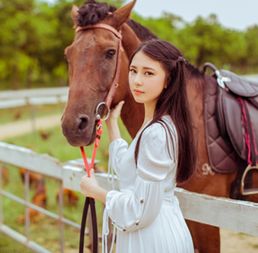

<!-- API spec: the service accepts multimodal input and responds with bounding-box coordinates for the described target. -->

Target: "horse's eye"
[105,49,116,59]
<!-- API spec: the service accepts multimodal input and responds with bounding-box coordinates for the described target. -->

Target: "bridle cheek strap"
[76,24,123,109]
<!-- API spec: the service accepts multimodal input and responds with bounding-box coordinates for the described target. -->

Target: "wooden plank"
[0,87,68,100]
[175,188,258,237]
[0,142,62,179]
[0,95,67,109]
[0,99,26,109]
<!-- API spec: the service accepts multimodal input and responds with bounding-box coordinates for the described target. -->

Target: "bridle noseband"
[76,23,123,253]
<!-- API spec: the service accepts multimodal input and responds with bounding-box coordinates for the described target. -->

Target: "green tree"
[0,0,38,88]
[0,0,256,90]
[245,25,258,71]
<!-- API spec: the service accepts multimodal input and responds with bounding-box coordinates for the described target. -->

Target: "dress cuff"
[105,190,118,207]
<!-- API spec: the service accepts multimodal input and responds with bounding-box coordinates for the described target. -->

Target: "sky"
[126,0,258,31]
[46,0,258,30]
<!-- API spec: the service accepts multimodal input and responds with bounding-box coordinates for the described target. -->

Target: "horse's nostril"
[78,116,89,131]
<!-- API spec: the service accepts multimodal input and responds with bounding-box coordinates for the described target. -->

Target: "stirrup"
[240,164,258,195]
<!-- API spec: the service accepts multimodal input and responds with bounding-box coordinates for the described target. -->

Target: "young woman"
[80,39,196,253]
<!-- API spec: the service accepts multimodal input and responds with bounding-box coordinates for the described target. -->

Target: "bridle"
[76,23,123,253]
[76,23,123,121]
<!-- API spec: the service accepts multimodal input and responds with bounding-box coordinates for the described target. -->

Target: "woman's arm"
[105,101,124,142]
[106,118,121,142]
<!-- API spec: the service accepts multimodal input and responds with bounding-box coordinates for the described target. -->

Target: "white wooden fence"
[0,141,258,253]
[0,87,68,109]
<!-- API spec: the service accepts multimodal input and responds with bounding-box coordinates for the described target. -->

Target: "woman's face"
[128,51,167,106]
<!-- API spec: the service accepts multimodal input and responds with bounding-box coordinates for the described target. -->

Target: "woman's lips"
[133,89,144,96]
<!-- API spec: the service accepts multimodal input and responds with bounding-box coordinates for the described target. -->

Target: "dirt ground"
[0,114,60,140]
[221,229,258,253]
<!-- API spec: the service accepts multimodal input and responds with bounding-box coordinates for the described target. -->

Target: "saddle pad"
[204,76,243,173]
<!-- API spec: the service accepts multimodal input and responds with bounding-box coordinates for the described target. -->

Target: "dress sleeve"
[105,123,176,232]
[108,138,128,175]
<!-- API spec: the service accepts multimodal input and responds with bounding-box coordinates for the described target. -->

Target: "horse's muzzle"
[61,115,95,146]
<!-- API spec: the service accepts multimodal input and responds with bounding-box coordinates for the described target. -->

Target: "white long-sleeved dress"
[102,116,194,253]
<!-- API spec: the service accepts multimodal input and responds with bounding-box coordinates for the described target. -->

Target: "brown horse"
[61,1,258,252]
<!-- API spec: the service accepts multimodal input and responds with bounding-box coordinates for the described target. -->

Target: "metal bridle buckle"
[241,164,258,195]
[215,70,231,90]
[95,102,110,121]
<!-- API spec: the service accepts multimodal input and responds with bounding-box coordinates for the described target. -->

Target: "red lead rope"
[80,119,103,177]
[79,120,103,253]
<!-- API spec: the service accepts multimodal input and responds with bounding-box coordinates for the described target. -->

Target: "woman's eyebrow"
[129,65,155,71]
[142,67,155,71]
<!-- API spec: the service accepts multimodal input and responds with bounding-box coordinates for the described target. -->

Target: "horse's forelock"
[77,1,116,27]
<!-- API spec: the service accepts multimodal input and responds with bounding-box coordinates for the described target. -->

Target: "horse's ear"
[107,0,136,28]
[71,5,79,28]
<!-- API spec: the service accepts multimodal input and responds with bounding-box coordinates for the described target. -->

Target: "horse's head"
[61,0,136,146]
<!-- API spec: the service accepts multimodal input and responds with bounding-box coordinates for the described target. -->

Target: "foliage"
[176,15,247,69]
[245,25,258,68]
[0,0,257,90]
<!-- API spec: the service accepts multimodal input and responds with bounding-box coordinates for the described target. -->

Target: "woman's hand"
[80,169,107,203]
[105,101,124,142]
[106,100,125,123]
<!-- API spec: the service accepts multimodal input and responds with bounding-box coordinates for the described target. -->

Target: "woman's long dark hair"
[130,39,197,183]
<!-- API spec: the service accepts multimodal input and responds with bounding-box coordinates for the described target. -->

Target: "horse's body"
[61,1,258,252]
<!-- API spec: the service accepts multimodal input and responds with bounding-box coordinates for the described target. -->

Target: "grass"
[0,233,33,253]
[1,117,131,252]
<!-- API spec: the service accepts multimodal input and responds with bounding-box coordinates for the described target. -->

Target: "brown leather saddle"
[203,63,258,197]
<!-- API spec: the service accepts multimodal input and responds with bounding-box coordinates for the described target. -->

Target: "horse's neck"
[118,23,144,138]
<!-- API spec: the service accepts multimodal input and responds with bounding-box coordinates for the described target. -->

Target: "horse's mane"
[77,0,156,41]
[127,20,156,41]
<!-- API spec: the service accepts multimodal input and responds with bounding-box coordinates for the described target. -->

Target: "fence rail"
[0,87,68,109]
[0,141,258,253]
